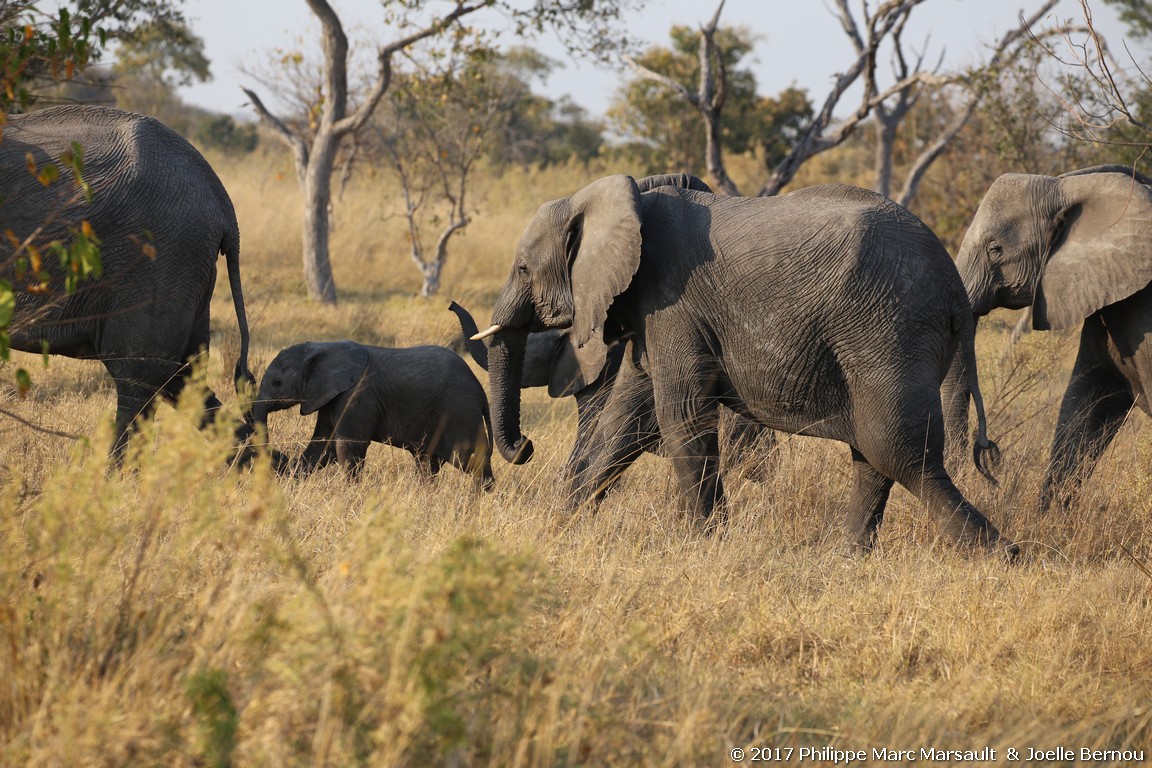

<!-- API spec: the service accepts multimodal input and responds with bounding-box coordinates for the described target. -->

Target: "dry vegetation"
[1,145,1150,767]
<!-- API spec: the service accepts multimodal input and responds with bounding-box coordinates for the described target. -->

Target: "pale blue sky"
[177,0,1137,119]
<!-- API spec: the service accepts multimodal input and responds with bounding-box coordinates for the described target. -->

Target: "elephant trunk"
[954,240,996,317]
[488,328,534,464]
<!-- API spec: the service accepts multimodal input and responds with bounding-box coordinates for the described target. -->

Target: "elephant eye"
[272,378,282,387]
[986,241,1004,263]
[517,262,529,276]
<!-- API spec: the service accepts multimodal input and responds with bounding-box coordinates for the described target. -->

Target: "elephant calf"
[254,341,494,489]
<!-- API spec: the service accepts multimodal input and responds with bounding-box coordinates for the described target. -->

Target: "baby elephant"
[253,341,494,489]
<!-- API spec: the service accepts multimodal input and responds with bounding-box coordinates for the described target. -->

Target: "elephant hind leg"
[845,448,894,553]
[857,402,1012,554]
[104,357,188,462]
[1041,361,1134,512]
[908,465,1007,550]
[464,449,495,493]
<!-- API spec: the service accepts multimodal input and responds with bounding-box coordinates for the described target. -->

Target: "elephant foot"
[847,532,879,556]
[954,522,1020,562]
[997,539,1022,562]
[696,505,728,536]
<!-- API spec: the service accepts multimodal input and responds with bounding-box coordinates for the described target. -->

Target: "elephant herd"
[4,105,1150,558]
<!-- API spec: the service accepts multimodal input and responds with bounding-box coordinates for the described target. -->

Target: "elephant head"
[476,175,644,464]
[448,299,609,397]
[956,168,1152,329]
[253,341,369,428]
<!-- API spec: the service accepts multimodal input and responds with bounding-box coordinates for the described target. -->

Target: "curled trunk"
[448,301,491,369]
[487,329,534,464]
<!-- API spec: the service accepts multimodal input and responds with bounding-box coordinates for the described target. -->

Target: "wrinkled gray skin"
[948,165,1152,511]
[253,341,494,489]
[486,176,1012,554]
[0,105,253,458]
[449,300,775,481]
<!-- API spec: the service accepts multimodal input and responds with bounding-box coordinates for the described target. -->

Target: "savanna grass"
[0,147,1149,766]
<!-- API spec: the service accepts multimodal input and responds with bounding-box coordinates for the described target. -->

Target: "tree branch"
[623,54,700,107]
[896,1,1062,206]
[757,0,926,196]
[241,86,309,178]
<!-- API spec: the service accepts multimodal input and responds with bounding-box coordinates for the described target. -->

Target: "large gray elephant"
[253,341,494,489]
[949,165,1152,511]
[0,105,253,457]
[450,300,775,481]
[474,176,1013,554]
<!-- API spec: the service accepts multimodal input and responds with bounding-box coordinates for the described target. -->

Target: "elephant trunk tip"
[499,435,534,465]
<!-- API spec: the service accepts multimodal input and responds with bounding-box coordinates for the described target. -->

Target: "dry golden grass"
[1,148,1150,766]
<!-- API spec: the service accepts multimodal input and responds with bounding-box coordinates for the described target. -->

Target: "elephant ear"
[301,342,370,415]
[568,175,643,347]
[1034,171,1152,330]
[547,330,609,398]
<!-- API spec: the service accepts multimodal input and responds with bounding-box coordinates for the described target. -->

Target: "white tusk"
[470,324,502,341]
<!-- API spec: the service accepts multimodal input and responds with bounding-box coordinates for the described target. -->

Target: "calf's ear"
[301,342,370,415]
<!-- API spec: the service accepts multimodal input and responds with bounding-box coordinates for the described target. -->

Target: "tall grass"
[1,148,1150,766]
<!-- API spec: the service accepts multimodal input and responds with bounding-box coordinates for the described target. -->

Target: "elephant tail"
[223,227,255,395]
[448,300,491,370]
[955,310,1001,484]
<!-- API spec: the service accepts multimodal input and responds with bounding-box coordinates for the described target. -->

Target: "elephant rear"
[385,345,495,489]
[0,105,253,459]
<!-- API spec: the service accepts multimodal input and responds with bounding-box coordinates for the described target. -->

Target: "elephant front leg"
[569,355,660,506]
[295,410,339,476]
[335,439,371,479]
[654,376,724,526]
[845,448,894,553]
[564,386,610,482]
[1040,352,1134,512]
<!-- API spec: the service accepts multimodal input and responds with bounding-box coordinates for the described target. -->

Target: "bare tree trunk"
[243,0,489,304]
[697,2,740,195]
[302,140,337,303]
[874,116,898,198]
[758,0,926,197]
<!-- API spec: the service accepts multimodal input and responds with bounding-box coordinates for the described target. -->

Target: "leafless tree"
[625,0,1081,206]
[885,1,1077,207]
[242,0,489,305]
[623,1,739,194]
[374,52,517,297]
[242,0,644,305]
[1031,0,1148,152]
[624,0,928,196]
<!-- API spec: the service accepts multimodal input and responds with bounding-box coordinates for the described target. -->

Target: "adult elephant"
[450,300,775,481]
[0,105,253,457]
[948,165,1152,511]
[474,176,1012,554]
